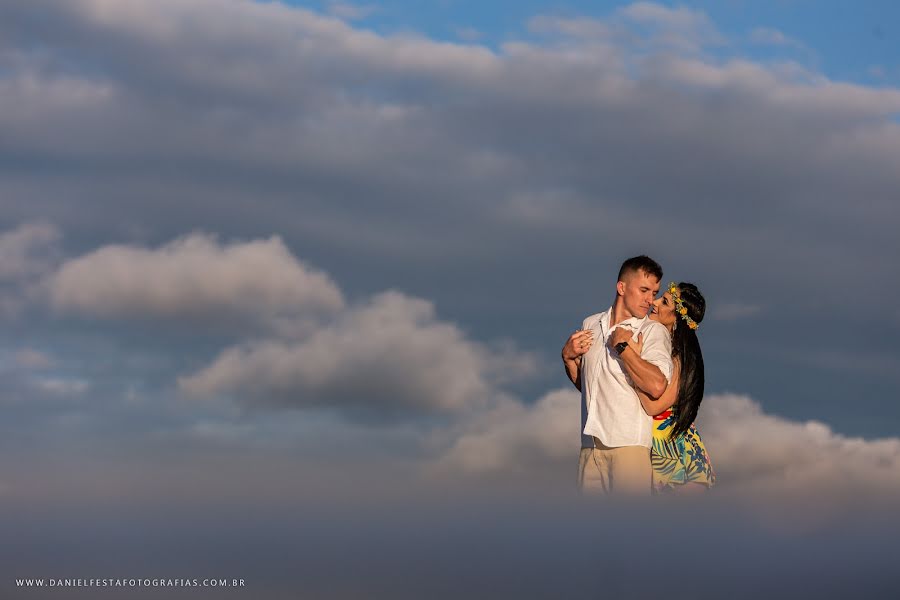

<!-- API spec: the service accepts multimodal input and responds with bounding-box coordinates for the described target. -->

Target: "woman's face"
[649,290,678,328]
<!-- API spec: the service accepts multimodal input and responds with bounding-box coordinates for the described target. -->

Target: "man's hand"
[607,326,634,350]
[614,329,667,399]
[628,332,645,355]
[562,329,594,361]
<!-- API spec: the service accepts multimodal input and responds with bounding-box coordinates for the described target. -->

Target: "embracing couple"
[562,255,715,495]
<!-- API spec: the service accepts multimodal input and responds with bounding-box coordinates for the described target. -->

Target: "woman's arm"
[637,358,680,416]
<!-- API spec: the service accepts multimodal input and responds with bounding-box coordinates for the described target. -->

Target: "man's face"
[619,270,660,318]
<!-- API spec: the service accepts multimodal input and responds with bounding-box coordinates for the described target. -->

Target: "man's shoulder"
[582,310,609,328]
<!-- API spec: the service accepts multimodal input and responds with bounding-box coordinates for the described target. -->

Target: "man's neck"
[610,297,639,327]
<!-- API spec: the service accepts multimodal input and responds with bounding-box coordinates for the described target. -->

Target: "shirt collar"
[605,306,648,330]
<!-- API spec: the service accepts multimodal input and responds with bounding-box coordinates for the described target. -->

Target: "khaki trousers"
[577,438,652,495]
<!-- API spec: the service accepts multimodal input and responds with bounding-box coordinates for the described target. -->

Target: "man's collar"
[606,306,648,329]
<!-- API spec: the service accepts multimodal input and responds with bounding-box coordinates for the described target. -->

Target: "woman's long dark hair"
[670,282,705,439]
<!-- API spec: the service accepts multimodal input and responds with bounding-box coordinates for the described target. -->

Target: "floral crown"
[668,282,699,330]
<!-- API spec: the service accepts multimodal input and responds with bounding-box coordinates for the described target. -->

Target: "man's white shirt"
[579,307,673,449]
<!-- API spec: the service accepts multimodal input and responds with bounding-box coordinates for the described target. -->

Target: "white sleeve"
[581,313,600,331]
[639,323,674,383]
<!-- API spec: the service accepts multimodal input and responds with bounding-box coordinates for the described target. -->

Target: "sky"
[2,1,900,598]
[296,0,900,87]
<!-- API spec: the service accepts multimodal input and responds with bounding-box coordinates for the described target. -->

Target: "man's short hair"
[617,255,663,282]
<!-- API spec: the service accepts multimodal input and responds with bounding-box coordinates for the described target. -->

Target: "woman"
[627,282,715,494]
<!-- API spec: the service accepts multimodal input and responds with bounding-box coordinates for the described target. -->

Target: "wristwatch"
[614,341,629,355]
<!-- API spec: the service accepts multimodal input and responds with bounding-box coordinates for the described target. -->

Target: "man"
[561,255,673,494]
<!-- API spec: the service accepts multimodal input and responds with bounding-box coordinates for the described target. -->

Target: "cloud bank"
[436,387,900,518]
[2,221,897,520]
[47,232,344,332]
[178,289,535,416]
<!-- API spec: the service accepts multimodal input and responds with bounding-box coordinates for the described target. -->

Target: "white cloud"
[3,224,537,422]
[0,223,60,281]
[748,27,803,48]
[433,389,900,513]
[652,56,900,117]
[47,232,344,329]
[33,377,90,396]
[326,1,376,21]
[618,2,713,32]
[73,0,500,81]
[15,349,55,369]
[179,290,536,416]
[433,388,577,476]
[0,223,61,318]
[697,394,900,519]
[616,1,723,51]
[454,27,483,43]
[0,61,116,146]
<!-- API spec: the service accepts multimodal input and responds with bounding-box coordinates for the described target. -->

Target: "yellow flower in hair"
[668,280,701,330]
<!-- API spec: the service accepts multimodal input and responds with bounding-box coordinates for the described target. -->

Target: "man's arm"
[607,327,670,399]
[636,361,680,416]
[561,329,593,391]
[563,355,582,391]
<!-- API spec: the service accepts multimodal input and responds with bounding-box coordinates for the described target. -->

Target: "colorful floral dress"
[650,408,716,493]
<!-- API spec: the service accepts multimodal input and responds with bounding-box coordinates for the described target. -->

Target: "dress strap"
[653,408,673,421]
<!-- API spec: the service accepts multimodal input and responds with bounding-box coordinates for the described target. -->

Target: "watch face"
[615,341,628,354]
